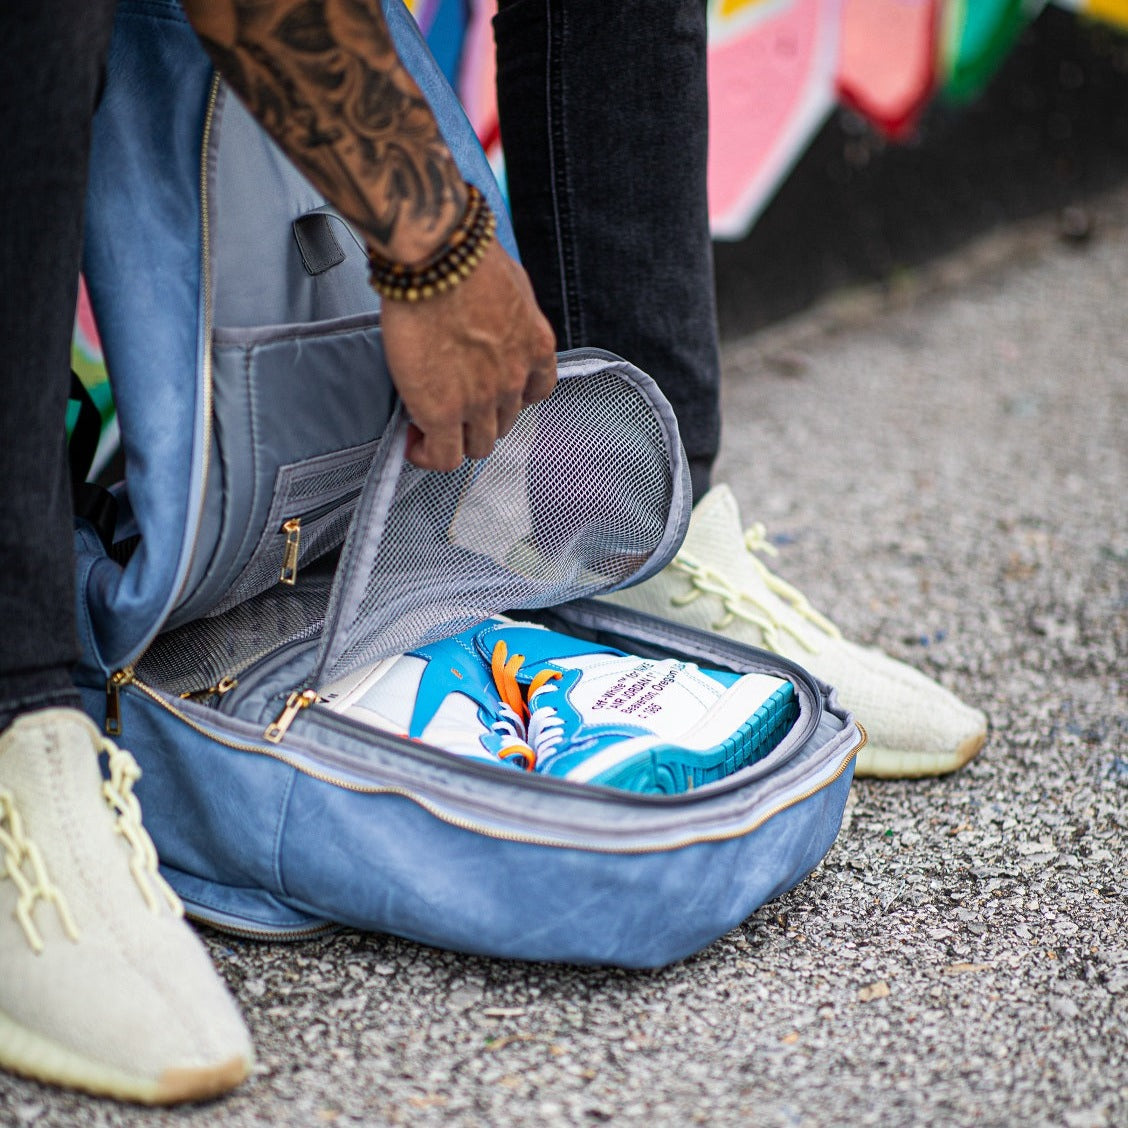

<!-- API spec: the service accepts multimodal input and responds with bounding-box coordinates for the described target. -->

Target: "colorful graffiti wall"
[72,0,1128,458]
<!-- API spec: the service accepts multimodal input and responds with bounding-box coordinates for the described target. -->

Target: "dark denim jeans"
[494,0,721,500]
[0,1,117,726]
[0,0,720,725]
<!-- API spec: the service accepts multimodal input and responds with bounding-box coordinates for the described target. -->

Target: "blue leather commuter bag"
[74,0,862,967]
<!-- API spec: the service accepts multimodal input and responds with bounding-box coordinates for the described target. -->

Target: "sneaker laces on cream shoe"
[0,708,252,1104]
[0,784,80,954]
[99,739,183,918]
[601,485,987,778]
[672,521,842,653]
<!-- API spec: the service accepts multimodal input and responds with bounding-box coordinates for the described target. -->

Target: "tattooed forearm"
[182,0,467,262]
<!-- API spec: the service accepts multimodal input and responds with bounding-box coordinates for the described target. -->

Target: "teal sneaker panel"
[470,620,801,794]
[406,625,505,738]
[578,682,800,794]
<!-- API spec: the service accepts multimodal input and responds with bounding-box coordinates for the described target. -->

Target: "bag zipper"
[183,913,336,942]
[279,486,364,586]
[170,72,221,626]
[104,74,223,728]
[179,675,239,704]
[105,666,134,737]
[265,689,319,742]
[107,669,865,853]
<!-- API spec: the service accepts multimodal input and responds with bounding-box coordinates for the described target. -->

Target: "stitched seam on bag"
[271,767,299,898]
[221,341,262,594]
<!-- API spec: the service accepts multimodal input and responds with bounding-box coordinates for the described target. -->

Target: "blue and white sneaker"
[472,621,799,793]
[320,618,799,794]
[318,626,525,769]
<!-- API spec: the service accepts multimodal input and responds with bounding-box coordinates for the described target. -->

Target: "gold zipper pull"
[179,675,239,704]
[264,688,318,744]
[106,666,135,736]
[280,518,302,585]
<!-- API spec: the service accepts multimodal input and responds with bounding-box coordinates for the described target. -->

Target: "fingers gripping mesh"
[317,361,686,685]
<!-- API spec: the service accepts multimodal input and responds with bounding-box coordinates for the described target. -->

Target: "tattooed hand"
[182,0,558,463]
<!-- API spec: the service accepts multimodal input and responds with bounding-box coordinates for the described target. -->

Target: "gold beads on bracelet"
[367,185,497,302]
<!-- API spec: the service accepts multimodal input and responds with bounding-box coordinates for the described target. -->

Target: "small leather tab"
[293,212,347,276]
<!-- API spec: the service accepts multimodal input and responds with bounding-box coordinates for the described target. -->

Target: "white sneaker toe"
[0,709,252,1104]
[601,484,987,779]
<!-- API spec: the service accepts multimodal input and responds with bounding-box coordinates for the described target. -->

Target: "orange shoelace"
[489,640,563,771]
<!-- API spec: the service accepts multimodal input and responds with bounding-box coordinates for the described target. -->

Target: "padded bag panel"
[79,0,518,674]
[167,313,392,628]
[80,3,214,676]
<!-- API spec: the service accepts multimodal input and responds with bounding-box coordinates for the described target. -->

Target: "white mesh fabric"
[315,357,687,686]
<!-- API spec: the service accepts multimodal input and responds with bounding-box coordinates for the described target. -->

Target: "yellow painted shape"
[718,0,777,16]
[1086,0,1128,29]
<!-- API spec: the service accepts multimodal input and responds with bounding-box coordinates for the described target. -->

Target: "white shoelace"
[101,738,184,919]
[491,685,566,769]
[669,522,842,654]
[489,641,568,771]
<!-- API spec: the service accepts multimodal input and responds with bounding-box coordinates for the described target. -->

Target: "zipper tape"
[114,672,864,856]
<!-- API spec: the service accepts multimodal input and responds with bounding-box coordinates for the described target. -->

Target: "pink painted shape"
[707,0,838,238]
[836,0,938,137]
[74,274,103,357]
[460,0,502,160]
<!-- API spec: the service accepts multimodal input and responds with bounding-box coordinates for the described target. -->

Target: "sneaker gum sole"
[854,728,987,780]
[0,1008,251,1105]
[567,682,799,792]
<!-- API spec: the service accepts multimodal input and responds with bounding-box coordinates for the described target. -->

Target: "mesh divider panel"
[287,461,368,503]
[136,570,333,696]
[317,366,680,685]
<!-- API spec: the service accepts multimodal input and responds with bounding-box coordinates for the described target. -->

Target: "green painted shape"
[68,343,116,445]
[941,0,1044,102]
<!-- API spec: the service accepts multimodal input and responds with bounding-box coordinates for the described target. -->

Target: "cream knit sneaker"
[0,708,252,1104]
[600,485,987,778]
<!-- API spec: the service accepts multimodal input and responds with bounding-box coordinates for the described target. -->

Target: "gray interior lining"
[210,86,377,329]
[168,316,393,626]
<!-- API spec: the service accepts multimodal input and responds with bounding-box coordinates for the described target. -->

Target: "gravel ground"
[3,190,1126,1128]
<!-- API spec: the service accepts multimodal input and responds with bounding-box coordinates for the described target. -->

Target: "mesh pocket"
[136,567,334,697]
[206,441,377,617]
[315,357,687,686]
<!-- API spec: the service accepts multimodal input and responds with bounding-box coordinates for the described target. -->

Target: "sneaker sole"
[853,728,987,779]
[0,1008,251,1105]
[576,686,800,794]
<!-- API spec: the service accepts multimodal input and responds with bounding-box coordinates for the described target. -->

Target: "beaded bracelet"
[367,184,497,302]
